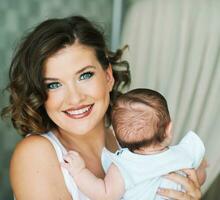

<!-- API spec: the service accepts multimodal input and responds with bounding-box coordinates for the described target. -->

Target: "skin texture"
[10,43,204,200]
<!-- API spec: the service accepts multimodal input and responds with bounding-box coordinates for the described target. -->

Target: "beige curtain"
[121,0,220,193]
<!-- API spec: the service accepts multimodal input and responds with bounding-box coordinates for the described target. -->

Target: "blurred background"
[0,0,219,199]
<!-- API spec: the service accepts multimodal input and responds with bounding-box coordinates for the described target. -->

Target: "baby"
[62,88,205,200]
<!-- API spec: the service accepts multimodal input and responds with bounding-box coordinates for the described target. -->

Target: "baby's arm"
[62,151,125,200]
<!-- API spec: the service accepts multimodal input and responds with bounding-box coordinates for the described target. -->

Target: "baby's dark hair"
[1,15,130,136]
[111,88,171,151]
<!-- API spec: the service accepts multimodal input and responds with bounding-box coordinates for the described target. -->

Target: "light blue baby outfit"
[101,131,205,200]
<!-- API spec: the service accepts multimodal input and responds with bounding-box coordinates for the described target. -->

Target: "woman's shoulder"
[12,134,55,160]
[10,134,59,181]
[10,133,60,179]
[10,134,72,199]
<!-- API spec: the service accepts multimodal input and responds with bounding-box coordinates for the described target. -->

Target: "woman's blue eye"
[79,72,94,80]
[46,82,62,89]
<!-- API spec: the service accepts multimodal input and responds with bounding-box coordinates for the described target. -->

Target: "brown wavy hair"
[1,15,130,136]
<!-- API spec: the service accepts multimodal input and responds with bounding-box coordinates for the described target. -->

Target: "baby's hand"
[61,151,86,177]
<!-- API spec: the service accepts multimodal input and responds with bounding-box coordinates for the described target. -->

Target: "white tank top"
[42,131,90,200]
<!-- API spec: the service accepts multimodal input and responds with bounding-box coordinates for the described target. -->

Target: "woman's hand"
[157,169,202,200]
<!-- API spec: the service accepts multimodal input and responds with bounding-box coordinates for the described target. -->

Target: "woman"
[2,15,202,200]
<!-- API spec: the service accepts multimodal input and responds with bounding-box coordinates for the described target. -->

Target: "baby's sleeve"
[101,148,134,190]
[179,131,205,168]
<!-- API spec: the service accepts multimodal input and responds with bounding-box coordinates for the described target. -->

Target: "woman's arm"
[10,135,72,200]
[157,169,202,200]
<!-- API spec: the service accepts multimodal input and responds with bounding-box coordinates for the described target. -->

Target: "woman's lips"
[63,104,94,119]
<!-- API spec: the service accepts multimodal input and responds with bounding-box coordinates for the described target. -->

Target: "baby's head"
[111,88,172,152]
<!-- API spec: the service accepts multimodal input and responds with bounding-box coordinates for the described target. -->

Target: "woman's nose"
[65,84,85,105]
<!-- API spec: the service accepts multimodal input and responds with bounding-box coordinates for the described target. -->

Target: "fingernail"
[163,172,173,177]
[157,188,164,193]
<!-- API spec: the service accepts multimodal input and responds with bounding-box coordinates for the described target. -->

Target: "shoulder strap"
[42,132,88,199]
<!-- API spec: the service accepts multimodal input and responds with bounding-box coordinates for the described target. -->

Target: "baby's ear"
[165,121,173,141]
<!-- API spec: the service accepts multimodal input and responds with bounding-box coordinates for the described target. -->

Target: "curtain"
[121,0,220,193]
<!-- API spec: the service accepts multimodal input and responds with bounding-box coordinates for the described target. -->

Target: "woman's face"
[43,44,114,136]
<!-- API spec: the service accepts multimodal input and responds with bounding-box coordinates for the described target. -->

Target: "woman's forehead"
[43,44,100,75]
[47,44,97,64]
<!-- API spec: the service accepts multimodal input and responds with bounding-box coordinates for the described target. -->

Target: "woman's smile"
[63,104,94,119]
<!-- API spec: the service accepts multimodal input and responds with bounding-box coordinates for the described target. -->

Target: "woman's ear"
[105,64,115,91]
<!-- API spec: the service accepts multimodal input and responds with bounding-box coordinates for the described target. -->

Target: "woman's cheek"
[45,89,65,110]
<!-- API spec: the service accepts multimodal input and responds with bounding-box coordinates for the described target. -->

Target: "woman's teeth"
[66,106,91,115]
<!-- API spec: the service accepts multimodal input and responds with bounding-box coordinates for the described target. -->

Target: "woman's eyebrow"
[43,77,59,81]
[43,66,96,81]
[76,65,96,75]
